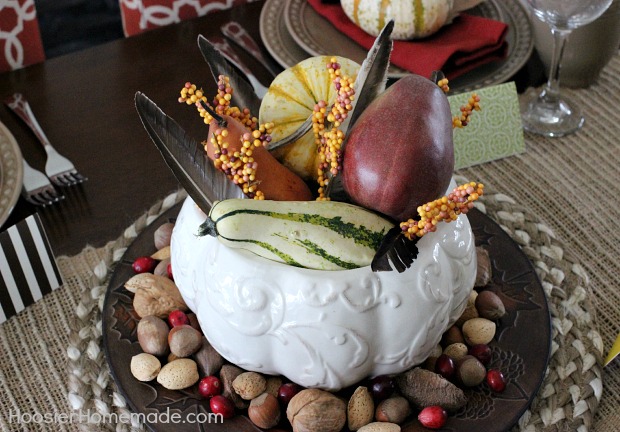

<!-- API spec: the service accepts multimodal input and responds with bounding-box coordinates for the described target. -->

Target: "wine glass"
[521,0,613,137]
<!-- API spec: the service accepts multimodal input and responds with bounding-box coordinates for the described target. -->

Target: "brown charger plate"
[103,203,551,431]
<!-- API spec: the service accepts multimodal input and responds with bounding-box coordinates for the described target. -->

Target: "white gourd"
[341,0,485,40]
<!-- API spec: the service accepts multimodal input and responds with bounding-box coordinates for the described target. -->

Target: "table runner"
[0,54,618,432]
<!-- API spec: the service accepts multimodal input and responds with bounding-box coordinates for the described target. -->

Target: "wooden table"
[0,1,275,255]
[0,1,546,256]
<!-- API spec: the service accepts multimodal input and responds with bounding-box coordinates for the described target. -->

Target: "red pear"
[342,74,454,221]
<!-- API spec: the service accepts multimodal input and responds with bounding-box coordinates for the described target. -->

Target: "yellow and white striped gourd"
[203,199,394,271]
[259,56,360,181]
[341,0,484,40]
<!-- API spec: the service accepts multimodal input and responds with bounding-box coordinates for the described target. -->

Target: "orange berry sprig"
[437,77,450,94]
[178,78,274,200]
[453,94,481,128]
[400,182,484,240]
[314,58,356,200]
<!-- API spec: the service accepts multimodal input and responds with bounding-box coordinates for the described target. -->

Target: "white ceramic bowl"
[171,196,476,391]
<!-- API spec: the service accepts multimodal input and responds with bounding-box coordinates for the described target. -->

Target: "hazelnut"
[375,396,410,424]
[248,393,280,429]
[287,389,346,432]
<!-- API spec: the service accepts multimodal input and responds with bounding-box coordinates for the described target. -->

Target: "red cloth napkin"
[307,0,508,80]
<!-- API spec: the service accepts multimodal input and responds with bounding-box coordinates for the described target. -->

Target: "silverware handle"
[4,93,53,150]
[209,37,268,98]
[221,21,280,77]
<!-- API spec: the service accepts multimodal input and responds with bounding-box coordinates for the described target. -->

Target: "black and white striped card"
[0,214,62,324]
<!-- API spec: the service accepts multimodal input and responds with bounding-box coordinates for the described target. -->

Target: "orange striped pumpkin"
[259,56,360,181]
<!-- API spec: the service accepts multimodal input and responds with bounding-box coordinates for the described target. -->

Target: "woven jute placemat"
[54,181,605,431]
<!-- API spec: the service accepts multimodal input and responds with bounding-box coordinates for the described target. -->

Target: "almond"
[232,371,267,400]
[462,317,496,345]
[357,422,401,432]
[156,358,199,390]
[130,353,161,382]
[347,386,374,431]
[443,343,469,361]
[151,245,171,261]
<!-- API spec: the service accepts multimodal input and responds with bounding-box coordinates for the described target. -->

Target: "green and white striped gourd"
[199,199,394,271]
[341,0,484,40]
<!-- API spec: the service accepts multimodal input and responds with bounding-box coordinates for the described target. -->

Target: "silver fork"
[221,21,281,77]
[4,93,87,187]
[21,160,64,206]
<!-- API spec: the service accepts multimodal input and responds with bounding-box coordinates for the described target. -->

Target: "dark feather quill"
[371,227,420,273]
[135,92,245,216]
[326,20,394,199]
[340,20,394,137]
[197,34,261,116]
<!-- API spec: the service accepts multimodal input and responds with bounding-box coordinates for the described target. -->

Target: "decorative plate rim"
[0,120,24,228]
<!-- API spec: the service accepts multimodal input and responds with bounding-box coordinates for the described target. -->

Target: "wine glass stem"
[541,28,571,103]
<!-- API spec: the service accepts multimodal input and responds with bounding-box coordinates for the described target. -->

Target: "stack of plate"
[259,0,533,94]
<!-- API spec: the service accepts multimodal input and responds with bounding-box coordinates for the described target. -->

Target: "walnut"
[129,274,187,318]
[287,389,346,432]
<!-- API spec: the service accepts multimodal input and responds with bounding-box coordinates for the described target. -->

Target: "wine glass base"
[520,88,585,137]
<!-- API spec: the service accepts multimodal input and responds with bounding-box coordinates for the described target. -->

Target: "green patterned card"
[448,82,525,169]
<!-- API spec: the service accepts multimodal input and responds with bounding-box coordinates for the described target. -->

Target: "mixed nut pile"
[125,221,507,431]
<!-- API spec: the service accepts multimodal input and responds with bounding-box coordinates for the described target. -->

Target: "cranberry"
[486,369,507,392]
[132,256,157,274]
[370,375,396,401]
[468,344,492,366]
[198,376,222,398]
[277,382,301,406]
[418,405,448,429]
[210,395,235,418]
[167,262,173,280]
[168,310,190,328]
[434,354,456,380]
